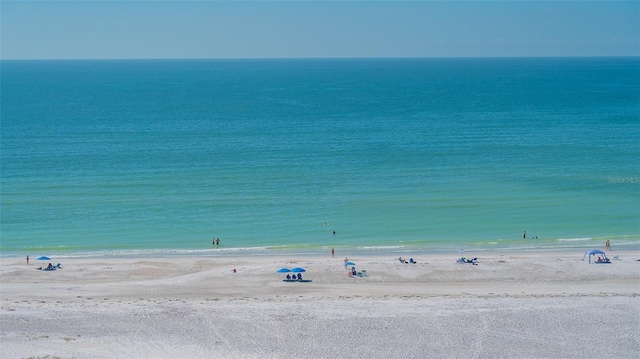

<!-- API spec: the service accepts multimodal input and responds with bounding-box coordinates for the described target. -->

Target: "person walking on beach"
[605,240,611,251]
[26,255,29,265]
[331,248,335,257]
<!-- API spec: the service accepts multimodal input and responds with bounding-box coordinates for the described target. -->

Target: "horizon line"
[2,55,639,62]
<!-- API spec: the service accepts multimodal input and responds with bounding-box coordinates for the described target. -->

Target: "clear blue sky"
[2,1,638,60]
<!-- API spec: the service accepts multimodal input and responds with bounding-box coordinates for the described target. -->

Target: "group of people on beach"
[398,257,417,264]
[285,273,303,281]
[34,263,58,271]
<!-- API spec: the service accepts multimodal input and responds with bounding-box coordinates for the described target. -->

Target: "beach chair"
[56,263,62,269]
[360,270,367,277]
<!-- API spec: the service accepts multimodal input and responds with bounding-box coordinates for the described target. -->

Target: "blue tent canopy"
[582,249,610,263]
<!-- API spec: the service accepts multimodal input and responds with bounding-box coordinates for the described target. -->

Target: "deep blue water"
[1,57,639,257]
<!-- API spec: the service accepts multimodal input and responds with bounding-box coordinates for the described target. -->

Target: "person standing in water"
[26,255,29,265]
[523,230,526,239]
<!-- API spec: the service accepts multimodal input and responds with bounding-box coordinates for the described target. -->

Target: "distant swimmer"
[216,238,220,246]
[333,230,336,235]
[523,230,526,239]
[324,222,329,226]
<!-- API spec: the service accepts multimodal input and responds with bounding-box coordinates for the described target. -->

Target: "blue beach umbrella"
[345,261,355,266]
[277,267,293,280]
[37,256,51,269]
[290,267,306,280]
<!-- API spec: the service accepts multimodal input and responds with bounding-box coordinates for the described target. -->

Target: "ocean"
[1,57,639,258]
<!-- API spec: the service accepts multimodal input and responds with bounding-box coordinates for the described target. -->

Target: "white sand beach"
[1,250,639,358]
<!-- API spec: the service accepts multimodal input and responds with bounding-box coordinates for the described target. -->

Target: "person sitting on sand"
[409,258,416,264]
[297,273,302,281]
[286,274,291,280]
[47,263,54,270]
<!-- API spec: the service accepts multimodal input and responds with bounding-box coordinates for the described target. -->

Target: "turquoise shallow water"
[1,58,639,257]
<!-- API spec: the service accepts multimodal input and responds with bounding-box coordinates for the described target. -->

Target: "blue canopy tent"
[582,249,610,264]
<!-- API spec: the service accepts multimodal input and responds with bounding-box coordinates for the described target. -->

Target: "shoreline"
[2,249,639,358]
[2,237,639,259]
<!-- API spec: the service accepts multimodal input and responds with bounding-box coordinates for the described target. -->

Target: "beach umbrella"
[290,267,306,280]
[277,267,292,280]
[37,256,51,269]
[345,261,355,266]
